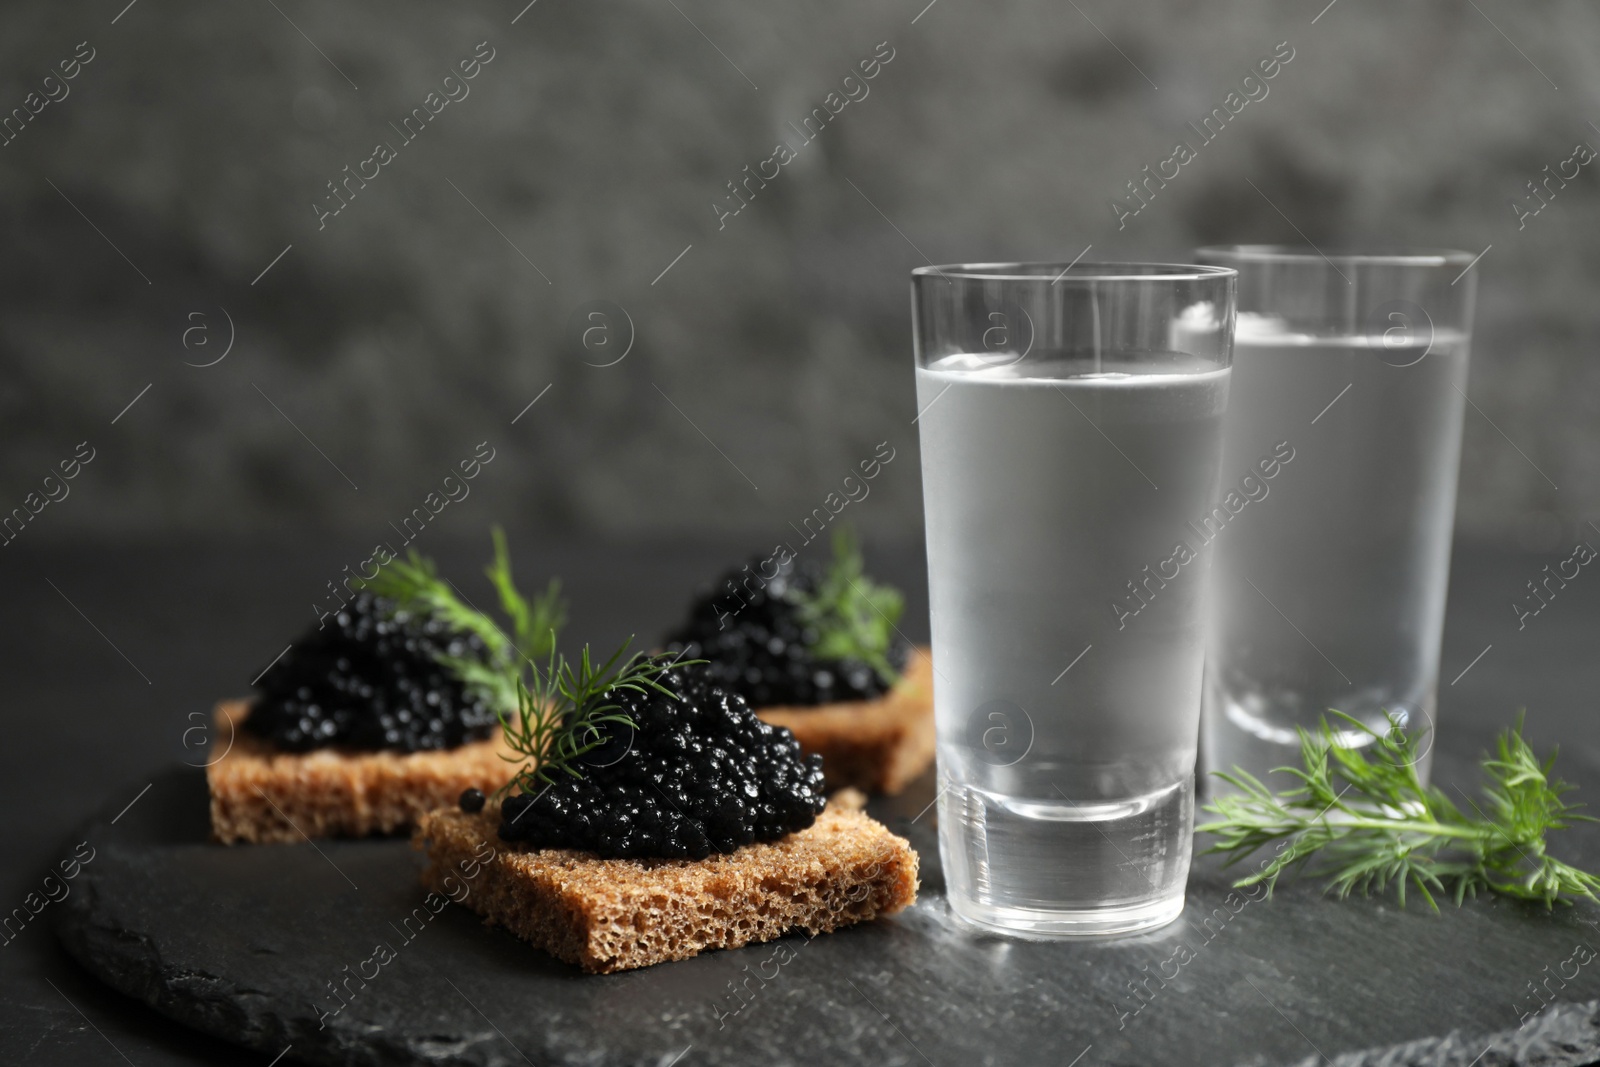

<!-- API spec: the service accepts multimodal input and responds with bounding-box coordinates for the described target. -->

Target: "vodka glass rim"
[911,261,1238,284]
[1195,245,1476,268]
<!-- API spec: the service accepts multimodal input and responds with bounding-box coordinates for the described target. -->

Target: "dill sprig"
[790,526,905,684]
[483,527,567,666]
[1198,711,1600,910]
[358,527,566,713]
[498,641,694,791]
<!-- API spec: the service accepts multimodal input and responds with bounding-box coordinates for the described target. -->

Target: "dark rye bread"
[207,701,519,844]
[414,793,919,973]
[756,646,935,795]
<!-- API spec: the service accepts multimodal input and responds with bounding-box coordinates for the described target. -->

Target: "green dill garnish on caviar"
[497,641,698,791]
[791,526,905,685]
[359,526,566,713]
[1198,711,1600,910]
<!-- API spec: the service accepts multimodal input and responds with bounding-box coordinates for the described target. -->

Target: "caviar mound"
[497,665,826,860]
[245,591,498,753]
[664,554,909,708]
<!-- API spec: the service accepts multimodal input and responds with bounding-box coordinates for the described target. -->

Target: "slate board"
[55,767,1600,1067]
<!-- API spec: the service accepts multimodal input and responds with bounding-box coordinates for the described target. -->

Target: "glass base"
[946,891,1187,939]
[936,775,1194,940]
[1201,683,1436,799]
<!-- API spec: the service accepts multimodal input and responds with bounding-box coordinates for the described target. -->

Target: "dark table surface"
[2,535,1598,1066]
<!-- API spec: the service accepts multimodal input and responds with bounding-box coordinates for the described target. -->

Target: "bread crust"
[756,647,934,795]
[206,702,519,844]
[415,796,919,973]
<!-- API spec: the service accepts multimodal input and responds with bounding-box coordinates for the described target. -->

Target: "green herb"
[358,527,566,713]
[483,527,567,665]
[498,641,693,791]
[1198,711,1600,910]
[791,526,905,684]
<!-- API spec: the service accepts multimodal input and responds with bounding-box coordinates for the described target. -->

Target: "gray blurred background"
[2,0,1597,552]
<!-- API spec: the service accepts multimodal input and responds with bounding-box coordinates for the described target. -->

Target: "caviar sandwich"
[664,528,934,794]
[415,639,919,973]
[208,532,563,844]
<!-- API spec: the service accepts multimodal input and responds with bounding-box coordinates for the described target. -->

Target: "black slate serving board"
[54,764,1600,1067]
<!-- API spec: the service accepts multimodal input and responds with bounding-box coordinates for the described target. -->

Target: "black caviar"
[664,554,908,707]
[246,592,497,752]
[498,664,825,859]
[459,788,486,813]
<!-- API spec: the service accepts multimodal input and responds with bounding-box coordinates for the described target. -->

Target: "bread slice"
[414,793,919,973]
[207,702,519,845]
[755,646,934,795]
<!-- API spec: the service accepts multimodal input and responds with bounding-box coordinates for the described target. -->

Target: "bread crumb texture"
[415,800,919,973]
[207,702,518,844]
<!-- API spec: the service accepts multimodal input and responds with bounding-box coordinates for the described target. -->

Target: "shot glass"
[1191,246,1477,793]
[912,262,1236,936]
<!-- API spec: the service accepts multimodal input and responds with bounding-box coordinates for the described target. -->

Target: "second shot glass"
[1193,246,1477,793]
